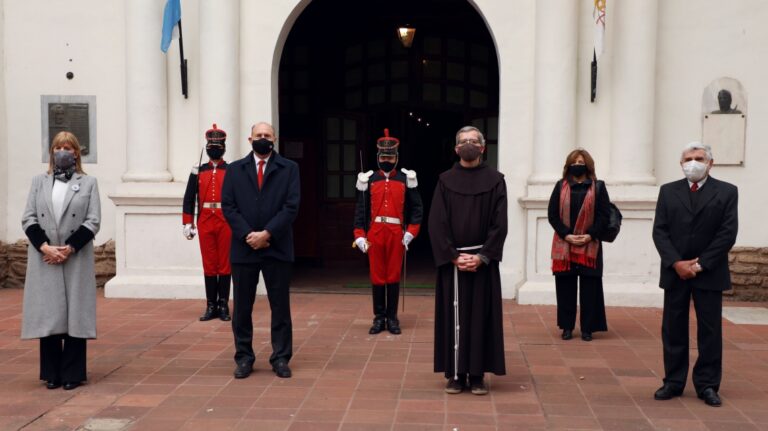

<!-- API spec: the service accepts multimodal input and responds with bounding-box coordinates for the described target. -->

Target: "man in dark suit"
[652,142,738,407]
[221,122,300,379]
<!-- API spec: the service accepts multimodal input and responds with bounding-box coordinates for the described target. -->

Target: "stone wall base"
[727,247,768,301]
[0,240,115,289]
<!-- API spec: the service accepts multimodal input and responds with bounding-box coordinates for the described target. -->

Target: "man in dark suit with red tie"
[221,122,300,379]
[652,142,738,407]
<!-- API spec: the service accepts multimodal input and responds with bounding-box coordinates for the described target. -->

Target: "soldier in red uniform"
[354,129,423,334]
[183,124,233,321]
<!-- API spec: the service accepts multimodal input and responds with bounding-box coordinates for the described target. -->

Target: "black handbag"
[597,181,622,243]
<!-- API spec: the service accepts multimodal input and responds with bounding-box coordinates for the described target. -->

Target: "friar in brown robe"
[429,126,508,395]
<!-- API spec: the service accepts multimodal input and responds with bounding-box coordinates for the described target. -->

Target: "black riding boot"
[218,274,231,321]
[200,276,219,321]
[369,285,386,334]
[386,283,401,334]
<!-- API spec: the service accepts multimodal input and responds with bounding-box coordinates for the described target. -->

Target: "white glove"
[400,168,418,188]
[402,232,414,250]
[183,224,197,240]
[355,237,369,253]
[356,170,374,191]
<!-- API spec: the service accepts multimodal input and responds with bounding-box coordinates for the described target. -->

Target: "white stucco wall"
[1,0,766,299]
[0,0,8,242]
[654,0,768,247]
[3,0,126,245]
[471,0,535,295]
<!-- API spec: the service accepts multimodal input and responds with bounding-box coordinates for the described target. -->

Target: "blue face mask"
[53,150,76,169]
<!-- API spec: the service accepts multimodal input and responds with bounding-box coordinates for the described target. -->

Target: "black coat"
[652,177,738,291]
[221,152,300,263]
[547,178,610,277]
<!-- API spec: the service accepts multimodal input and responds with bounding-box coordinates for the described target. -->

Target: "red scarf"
[551,179,600,272]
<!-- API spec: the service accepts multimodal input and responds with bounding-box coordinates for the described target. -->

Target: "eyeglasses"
[458,139,481,146]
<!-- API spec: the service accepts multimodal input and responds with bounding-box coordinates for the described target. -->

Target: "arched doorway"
[279,0,499,291]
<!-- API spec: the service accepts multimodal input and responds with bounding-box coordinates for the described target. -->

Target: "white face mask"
[682,160,708,182]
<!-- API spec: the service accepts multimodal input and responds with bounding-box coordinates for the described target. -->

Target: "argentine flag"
[161,0,181,52]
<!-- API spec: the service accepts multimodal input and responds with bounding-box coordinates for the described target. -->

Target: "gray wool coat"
[21,173,101,339]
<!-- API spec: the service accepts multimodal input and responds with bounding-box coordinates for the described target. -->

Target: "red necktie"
[691,182,698,192]
[258,160,265,189]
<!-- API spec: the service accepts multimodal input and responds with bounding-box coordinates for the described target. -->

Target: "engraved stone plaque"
[41,95,97,163]
[703,113,746,166]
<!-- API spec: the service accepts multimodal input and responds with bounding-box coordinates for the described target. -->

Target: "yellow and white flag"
[594,0,606,60]
[591,0,606,102]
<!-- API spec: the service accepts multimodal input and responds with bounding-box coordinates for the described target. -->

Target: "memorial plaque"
[48,103,90,155]
[41,95,97,163]
[703,113,746,165]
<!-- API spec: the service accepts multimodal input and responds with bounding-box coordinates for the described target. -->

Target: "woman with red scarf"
[548,149,611,341]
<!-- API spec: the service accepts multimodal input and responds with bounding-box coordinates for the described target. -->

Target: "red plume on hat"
[205,123,227,145]
[376,128,399,155]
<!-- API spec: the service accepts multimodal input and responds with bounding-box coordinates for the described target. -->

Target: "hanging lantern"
[397,26,416,48]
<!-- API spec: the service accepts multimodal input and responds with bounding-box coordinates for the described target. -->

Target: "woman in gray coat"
[21,131,100,390]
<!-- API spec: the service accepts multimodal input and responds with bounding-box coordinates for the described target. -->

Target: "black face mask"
[206,146,225,160]
[457,145,483,162]
[251,138,274,156]
[378,161,396,173]
[568,164,588,178]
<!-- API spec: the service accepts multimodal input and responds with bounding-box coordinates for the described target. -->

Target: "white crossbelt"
[373,216,401,225]
[453,244,483,381]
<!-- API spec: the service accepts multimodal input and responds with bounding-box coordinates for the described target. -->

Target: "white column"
[200,0,240,152]
[528,0,579,185]
[608,0,658,185]
[123,0,172,182]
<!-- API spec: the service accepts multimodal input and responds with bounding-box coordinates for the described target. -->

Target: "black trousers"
[231,260,293,366]
[662,283,722,395]
[555,275,608,333]
[39,334,87,383]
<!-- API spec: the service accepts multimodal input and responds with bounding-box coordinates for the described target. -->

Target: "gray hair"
[455,126,486,146]
[250,122,276,136]
[681,141,712,161]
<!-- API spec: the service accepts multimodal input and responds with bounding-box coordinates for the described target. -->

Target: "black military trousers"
[39,334,87,383]
[231,260,293,367]
[662,283,722,395]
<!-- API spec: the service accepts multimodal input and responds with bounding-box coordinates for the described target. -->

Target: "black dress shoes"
[272,360,292,378]
[233,362,253,379]
[561,329,573,340]
[369,319,385,334]
[46,380,61,390]
[63,382,80,391]
[698,388,722,407]
[654,384,683,400]
[387,319,401,335]
[581,331,592,342]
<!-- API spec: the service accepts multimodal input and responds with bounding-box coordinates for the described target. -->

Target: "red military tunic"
[183,161,232,276]
[354,169,422,285]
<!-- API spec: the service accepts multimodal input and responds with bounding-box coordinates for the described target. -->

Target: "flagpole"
[178,19,189,99]
[591,50,597,103]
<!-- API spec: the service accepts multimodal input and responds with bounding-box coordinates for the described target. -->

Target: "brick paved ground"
[0,288,767,431]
